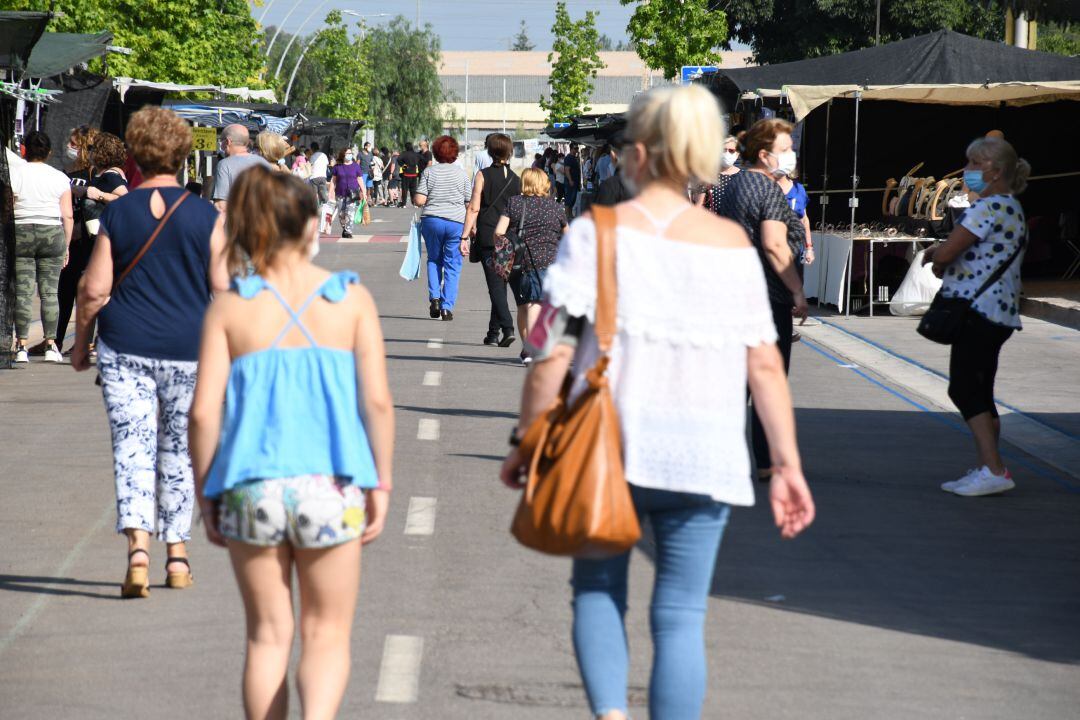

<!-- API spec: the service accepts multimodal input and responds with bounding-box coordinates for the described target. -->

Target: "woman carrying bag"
[921,136,1030,497]
[499,85,815,720]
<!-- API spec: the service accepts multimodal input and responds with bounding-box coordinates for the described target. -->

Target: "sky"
[256,0,636,51]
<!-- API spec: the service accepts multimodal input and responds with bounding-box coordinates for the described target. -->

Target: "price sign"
[191,126,218,152]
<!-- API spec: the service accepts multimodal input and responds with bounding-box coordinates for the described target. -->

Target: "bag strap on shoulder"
[969,237,1025,303]
[592,205,617,353]
[112,190,190,294]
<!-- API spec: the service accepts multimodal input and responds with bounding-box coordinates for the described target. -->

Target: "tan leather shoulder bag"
[511,205,642,558]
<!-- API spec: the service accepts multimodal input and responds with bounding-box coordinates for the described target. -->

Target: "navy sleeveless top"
[98,187,218,361]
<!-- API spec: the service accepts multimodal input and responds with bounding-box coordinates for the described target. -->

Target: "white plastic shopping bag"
[319,201,337,234]
[399,214,422,281]
[890,249,942,316]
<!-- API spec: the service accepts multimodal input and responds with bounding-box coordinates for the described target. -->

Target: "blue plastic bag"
[399,216,422,281]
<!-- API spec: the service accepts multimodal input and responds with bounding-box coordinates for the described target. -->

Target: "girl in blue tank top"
[188,166,394,718]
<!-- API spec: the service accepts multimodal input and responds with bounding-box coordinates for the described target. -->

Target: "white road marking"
[417,418,440,441]
[404,497,437,536]
[375,635,424,703]
[0,503,112,658]
[426,338,443,349]
[422,371,442,387]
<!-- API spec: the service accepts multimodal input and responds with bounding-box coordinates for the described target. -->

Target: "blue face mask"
[964,169,987,195]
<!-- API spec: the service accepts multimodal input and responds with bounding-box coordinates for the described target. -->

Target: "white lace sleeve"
[543,217,597,320]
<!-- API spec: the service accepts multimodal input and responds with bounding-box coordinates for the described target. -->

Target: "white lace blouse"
[544,217,778,507]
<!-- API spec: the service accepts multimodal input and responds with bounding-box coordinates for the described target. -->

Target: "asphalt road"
[1,205,1078,719]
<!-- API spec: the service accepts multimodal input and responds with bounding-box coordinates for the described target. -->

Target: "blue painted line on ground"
[819,318,1080,443]
[801,337,1080,494]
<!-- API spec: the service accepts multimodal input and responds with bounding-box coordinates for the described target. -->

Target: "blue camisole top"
[202,271,379,498]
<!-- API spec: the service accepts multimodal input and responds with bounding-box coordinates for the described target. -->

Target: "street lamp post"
[285,12,388,105]
[274,0,333,78]
[265,0,305,57]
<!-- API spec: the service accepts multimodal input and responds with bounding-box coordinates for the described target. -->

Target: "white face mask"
[769,150,797,177]
[344,154,354,162]
[65,146,79,162]
[722,151,739,169]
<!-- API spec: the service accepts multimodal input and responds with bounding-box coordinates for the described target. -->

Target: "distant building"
[439,51,754,142]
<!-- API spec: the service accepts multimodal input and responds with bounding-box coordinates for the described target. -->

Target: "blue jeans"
[572,486,730,719]
[421,216,464,310]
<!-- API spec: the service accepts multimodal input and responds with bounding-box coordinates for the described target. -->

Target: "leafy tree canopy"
[9,0,266,86]
[299,11,370,119]
[540,2,606,124]
[512,20,535,51]
[711,0,1004,64]
[621,0,729,79]
[366,16,444,148]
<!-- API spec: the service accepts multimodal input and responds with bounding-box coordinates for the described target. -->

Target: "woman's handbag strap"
[112,191,190,293]
[592,205,617,353]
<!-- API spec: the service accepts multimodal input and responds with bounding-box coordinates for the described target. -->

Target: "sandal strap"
[128,548,150,560]
[165,556,190,569]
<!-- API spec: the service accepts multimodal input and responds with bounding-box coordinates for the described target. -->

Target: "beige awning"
[783,81,1080,120]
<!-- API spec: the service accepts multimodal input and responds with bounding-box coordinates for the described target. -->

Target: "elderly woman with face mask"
[715,118,808,484]
[923,137,1031,498]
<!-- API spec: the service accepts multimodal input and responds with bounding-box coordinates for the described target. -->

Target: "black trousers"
[948,312,1013,420]
[750,301,794,473]
[54,233,95,350]
[479,248,514,338]
[399,176,417,206]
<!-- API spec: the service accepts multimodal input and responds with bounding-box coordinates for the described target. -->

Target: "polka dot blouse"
[943,194,1026,328]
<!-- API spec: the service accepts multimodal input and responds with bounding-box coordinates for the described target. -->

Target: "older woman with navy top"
[189,167,393,720]
[72,106,229,598]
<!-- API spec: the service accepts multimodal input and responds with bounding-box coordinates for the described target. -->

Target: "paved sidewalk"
[2,218,1079,718]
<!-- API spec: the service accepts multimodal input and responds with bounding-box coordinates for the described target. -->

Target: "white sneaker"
[14,348,29,363]
[44,347,63,363]
[941,467,981,493]
[952,467,1015,497]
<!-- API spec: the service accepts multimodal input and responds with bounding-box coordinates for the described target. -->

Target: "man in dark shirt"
[359,142,375,199]
[418,139,433,175]
[592,145,633,207]
[397,143,421,208]
[562,143,582,218]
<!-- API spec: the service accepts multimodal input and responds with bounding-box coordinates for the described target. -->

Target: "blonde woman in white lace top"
[500,85,815,720]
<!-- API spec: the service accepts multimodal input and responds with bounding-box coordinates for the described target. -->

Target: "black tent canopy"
[706,30,1080,117]
[26,32,113,78]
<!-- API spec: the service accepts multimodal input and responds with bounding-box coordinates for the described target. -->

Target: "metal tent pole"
[820,98,832,229]
[846,90,862,316]
[464,60,469,145]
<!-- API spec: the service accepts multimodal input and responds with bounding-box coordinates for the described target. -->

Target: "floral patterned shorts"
[219,475,365,549]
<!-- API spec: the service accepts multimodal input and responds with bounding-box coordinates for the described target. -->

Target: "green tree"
[9,0,266,86]
[297,11,370,119]
[512,20,535,51]
[621,0,729,79]
[710,0,1006,64]
[540,2,606,124]
[366,16,444,148]
[1040,21,1080,55]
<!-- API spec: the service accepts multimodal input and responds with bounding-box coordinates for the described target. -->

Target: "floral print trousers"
[97,340,197,543]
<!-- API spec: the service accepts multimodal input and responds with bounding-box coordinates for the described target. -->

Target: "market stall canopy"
[113,78,278,103]
[167,104,294,134]
[543,114,625,146]
[785,80,1080,120]
[26,31,113,77]
[706,30,1080,118]
[0,11,49,73]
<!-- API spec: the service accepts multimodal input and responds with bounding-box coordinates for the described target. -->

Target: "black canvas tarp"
[26,32,113,78]
[707,30,1080,110]
[0,11,49,75]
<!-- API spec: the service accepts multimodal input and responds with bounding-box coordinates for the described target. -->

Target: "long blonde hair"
[624,84,724,187]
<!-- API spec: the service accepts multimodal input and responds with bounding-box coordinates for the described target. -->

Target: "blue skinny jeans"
[572,485,730,719]
[420,216,464,311]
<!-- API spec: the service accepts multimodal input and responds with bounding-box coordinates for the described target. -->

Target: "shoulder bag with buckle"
[511,205,641,558]
[491,197,528,282]
[917,237,1025,345]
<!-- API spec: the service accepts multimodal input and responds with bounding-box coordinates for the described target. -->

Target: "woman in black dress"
[493,168,568,364]
[462,133,520,347]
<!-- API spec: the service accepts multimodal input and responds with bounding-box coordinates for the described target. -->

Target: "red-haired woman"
[414,135,471,321]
